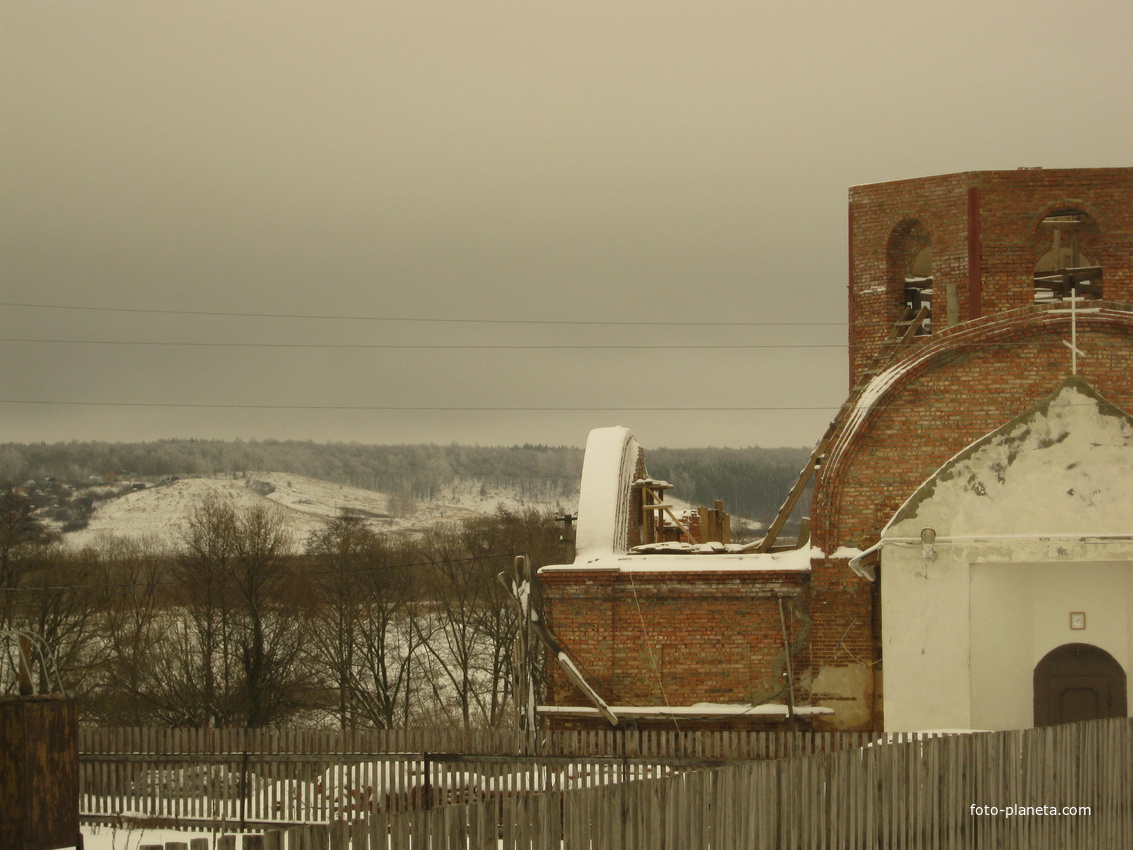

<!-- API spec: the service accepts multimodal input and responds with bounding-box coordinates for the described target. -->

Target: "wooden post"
[0,697,79,850]
[778,598,797,735]
[17,633,34,696]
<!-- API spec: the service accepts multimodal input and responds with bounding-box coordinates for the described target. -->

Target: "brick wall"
[849,168,1133,388]
[540,569,808,728]
[814,306,1133,554]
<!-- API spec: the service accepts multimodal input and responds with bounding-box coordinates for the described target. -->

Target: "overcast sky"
[3,1,1132,450]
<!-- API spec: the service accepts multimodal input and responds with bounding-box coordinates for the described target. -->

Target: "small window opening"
[1035,211,1102,302]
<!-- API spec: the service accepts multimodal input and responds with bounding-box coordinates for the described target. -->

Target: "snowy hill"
[61,472,581,551]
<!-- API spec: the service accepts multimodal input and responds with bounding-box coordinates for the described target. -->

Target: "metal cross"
[1062,288,1087,375]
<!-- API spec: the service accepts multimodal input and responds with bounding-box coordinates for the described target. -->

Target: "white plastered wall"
[877,378,1133,732]
[881,542,1133,732]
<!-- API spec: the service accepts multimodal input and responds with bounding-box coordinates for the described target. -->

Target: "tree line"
[0,439,812,527]
[0,487,565,729]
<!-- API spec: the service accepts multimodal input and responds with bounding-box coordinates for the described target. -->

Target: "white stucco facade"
[874,378,1133,732]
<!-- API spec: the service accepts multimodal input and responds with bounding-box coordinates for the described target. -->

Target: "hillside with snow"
[61,472,582,551]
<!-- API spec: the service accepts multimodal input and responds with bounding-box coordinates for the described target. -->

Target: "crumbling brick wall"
[540,568,809,730]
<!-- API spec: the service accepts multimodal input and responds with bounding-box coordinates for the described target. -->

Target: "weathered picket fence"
[82,719,1133,848]
[79,726,872,826]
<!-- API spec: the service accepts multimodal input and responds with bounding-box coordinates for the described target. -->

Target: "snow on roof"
[630,541,746,554]
[886,377,1133,538]
[572,426,640,562]
[541,545,815,574]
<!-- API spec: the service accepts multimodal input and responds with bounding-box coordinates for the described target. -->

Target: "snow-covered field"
[83,823,215,850]
[61,472,579,551]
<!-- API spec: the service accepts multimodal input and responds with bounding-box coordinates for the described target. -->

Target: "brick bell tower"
[801,167,1133,730]
[846,168,1133,388]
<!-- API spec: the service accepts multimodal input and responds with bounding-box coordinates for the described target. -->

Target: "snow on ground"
[83,823,216,850]
[62,473,578,551]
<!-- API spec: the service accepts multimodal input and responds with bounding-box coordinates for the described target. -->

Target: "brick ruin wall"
[540,569,811,731]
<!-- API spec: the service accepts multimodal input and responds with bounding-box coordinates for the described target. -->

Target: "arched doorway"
[1033,643,1127,726]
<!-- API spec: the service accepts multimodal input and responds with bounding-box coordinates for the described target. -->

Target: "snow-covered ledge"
[540,545,816,574]
[538,703,834,720]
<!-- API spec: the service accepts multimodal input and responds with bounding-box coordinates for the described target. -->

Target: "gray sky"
[3,1,1132,450]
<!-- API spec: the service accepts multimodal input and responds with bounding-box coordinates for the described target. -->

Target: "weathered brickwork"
[849,168,1133,387]
[815,306,1133,554]
[543,168,1133,734]
[541,569,808,728]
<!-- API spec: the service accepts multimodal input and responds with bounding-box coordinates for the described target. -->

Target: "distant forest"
[0,439,812,526]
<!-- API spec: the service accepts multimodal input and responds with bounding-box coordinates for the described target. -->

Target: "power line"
[0,397,1112,414]
[0,337,844,351]
[0,400,840,412]
[0,301,845,327]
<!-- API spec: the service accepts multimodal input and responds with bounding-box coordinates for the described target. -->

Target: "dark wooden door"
[1034,643,1127,727]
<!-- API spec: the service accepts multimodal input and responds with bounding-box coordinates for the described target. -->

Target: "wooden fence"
[79,727,871,827]
[81,719,1133,848]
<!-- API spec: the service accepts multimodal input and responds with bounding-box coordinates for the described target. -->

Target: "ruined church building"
[539,167,1133,733]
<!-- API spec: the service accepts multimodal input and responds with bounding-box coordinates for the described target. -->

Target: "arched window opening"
[1034,209,1103,302]
[1034,643,1126,727]
[887,219,933,335]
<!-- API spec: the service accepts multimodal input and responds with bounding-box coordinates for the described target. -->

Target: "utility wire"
[0,333,1080,351]
[0,400,840,411]
[0,398,1110,412]
[0,301,844,327]
[0,337,844,350]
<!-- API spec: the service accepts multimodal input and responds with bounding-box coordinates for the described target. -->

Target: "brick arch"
[813,304,1133,552]
[885,216,935,336]
[1028,197,1108,237]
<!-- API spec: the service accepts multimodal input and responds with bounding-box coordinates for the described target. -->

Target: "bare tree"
[307,517,423,728]
[414,525,495,728]
[155,496,313,727]
[81,535,168,722]
[458,507,561,726]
